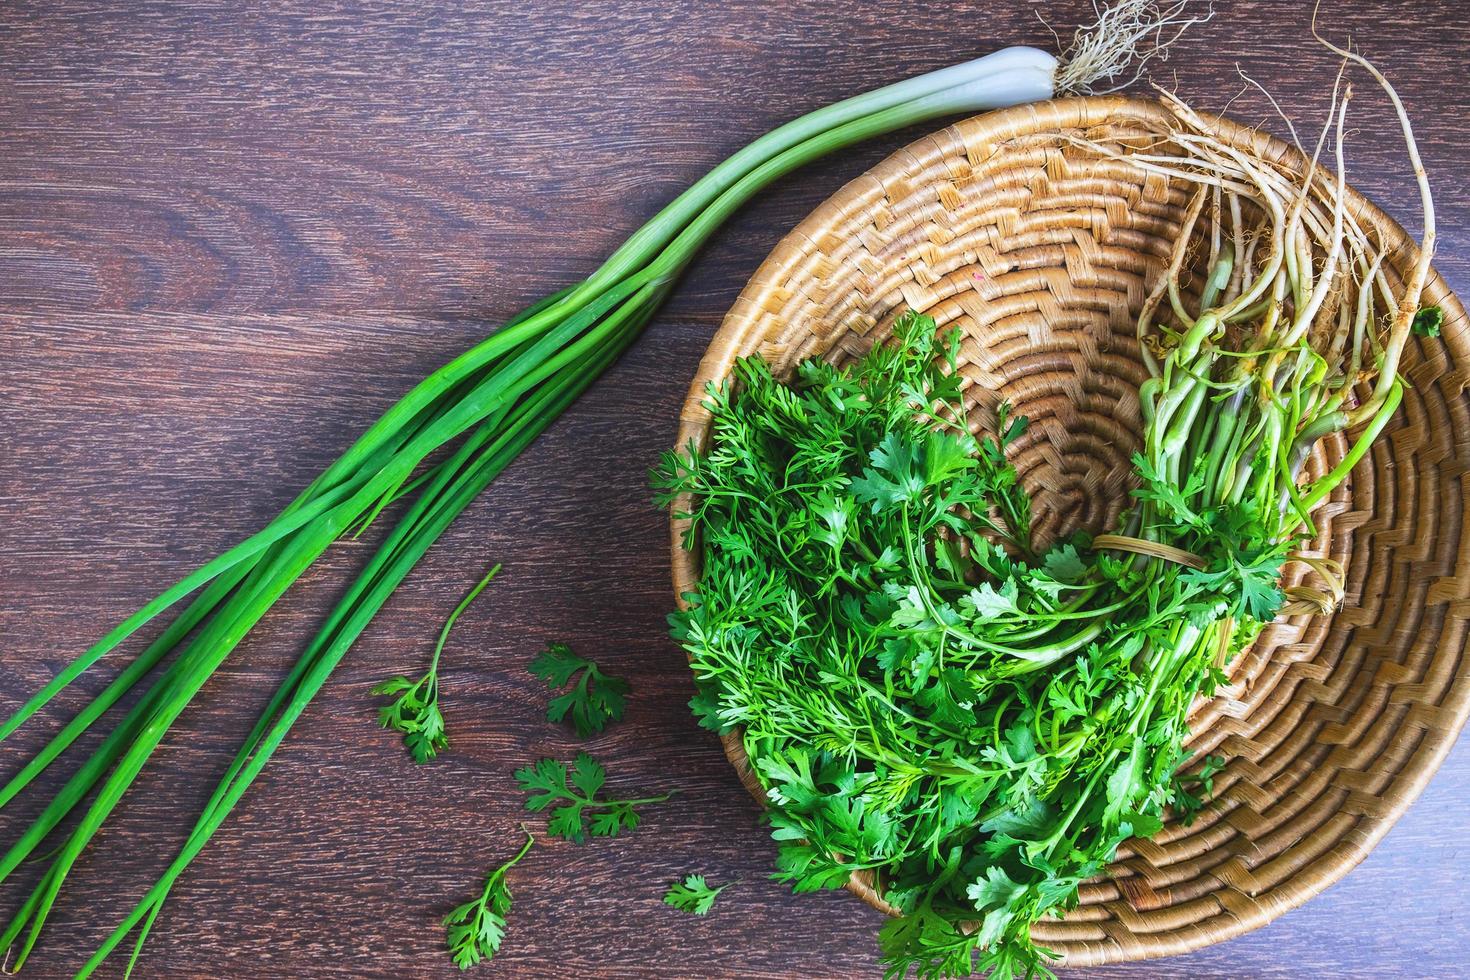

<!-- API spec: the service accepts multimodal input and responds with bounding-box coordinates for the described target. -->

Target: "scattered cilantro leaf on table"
[663,874,729,915]
[374,563,501,762]
[515,752,672,844]
[529,642,628,736]
[443,829,534,970]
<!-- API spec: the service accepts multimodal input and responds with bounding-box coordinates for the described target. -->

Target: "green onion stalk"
[0,3,1204,973]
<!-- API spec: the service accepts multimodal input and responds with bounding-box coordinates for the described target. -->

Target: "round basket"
[669,95,1469,965]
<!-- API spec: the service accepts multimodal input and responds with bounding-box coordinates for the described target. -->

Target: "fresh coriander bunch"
[658,313,1123,977]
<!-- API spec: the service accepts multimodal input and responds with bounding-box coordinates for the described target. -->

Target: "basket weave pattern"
[671,97,1470,965]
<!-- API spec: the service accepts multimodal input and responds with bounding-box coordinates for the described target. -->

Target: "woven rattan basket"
[670,95,1469,965]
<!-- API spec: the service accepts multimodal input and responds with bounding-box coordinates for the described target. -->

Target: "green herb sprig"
[515,753,672,844]
[374,564,501,763]
[529,643,628,737]
[663,875,729,915]
[443,829,534,970]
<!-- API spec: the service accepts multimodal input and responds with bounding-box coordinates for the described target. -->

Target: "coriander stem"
[429,563,502,674]
[593,793,675,808]
[484,830,536,901]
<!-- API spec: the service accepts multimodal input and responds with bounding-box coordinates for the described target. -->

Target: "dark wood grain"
[2,1,1468,977]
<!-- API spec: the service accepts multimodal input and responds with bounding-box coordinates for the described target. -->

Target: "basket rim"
[667,93,1470,966]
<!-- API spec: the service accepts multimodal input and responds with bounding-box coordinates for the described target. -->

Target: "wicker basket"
[670,96,1470,965]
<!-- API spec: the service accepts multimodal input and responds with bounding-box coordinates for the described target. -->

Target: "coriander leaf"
[1104,742,1146,823]
[850,428,955,515]
[589,804,641,838]
[756,750,824,810]
[374,564,501,763]
[529,642,629,737]
[514,758,569,812]
[771,836,854,892]
[1042,543,1087,584]
[976,901,1021,953]
[979,797,1056,840]
[515,752,671,845]
[663,874,729,915]
[570,752,606,798]
[547,806,587,843]
[373,673,448,764]
[996,400,1028,447]
[924,430,977,486]
[959,580,1019,621]
[688,680,732,734]
[372,676,414,695]
[1172,753,1226,825]
[1131,452,1202,526]
[1239,567,1285,622]
[1118,809,1164,839]
[965,866,1025,913]
[890,585,941,629]
[443,830,534,970]
[878,907,987,980]
[1412,304,1444,338]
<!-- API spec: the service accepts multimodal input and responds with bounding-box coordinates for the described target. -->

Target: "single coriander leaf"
[966,866,1026,921]
[1104,742,1146,823]
[546,803,588,844]
[959,581,1019,621]
[663,874,729,915]
[570,751,606,798]
[687,683,732,733]
[1118,808,1164,839]
[1042,543,1087,583]
[514,758,569,811]
[374,564,501,763]
[1239,568,1285,622]
[589,804,638,838]
[1411,304,1444,338]
[529,642,630,737]
[528,642,587,688]
[406,727,443,765]
[371,675,415,696]
[443,830,533,970]
[1002,412,1028,447]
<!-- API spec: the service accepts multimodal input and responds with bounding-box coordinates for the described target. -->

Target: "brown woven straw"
[669,96,1470,966]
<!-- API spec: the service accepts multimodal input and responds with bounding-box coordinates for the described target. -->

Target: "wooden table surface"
[3,2,1467,977]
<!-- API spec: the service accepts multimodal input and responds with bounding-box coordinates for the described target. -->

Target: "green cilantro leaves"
[444,830,534,970]
[374,564,501,763]
[372,672,448,764]
[529,643,628,737]
[515,753,671,845]
[662,874,729,915]
[1412,304,1444,338]
[654,311,1276,978]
